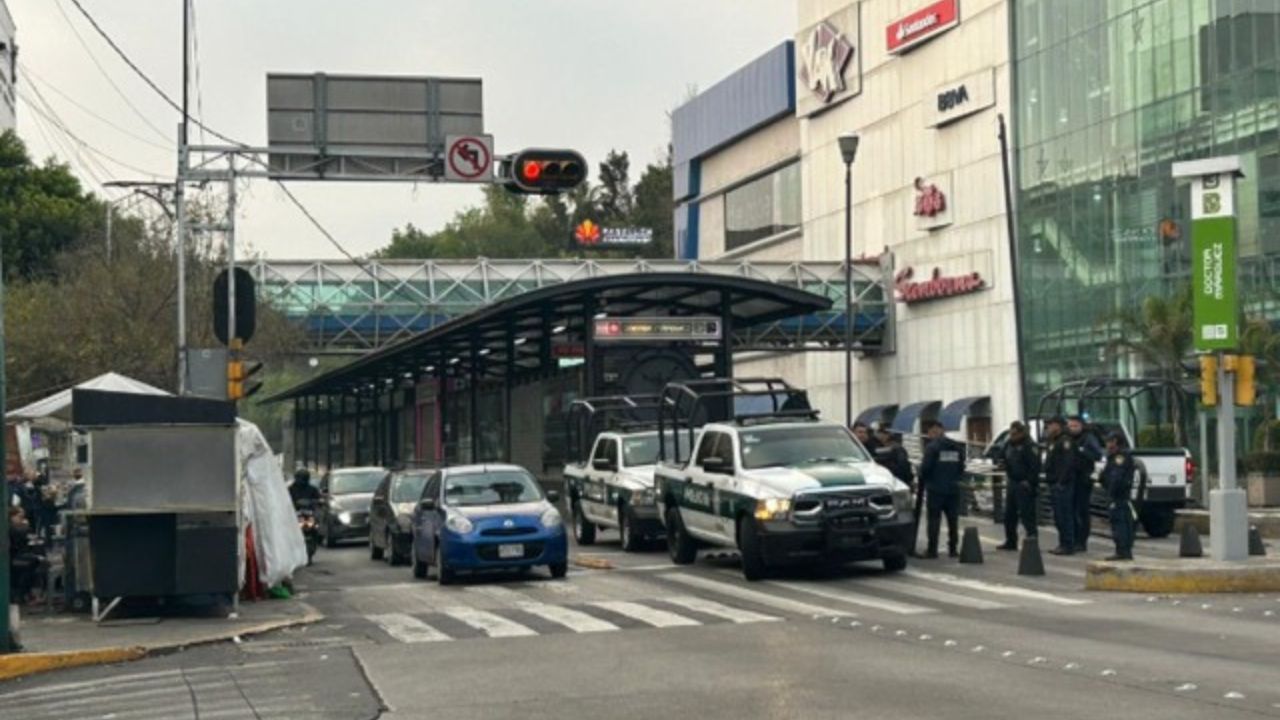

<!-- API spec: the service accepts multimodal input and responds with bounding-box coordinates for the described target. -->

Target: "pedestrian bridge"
[249,258,895,355]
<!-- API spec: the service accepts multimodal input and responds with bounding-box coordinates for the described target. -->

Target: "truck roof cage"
[658,377,817,464]
[1035,377,1190,448]
[567,395,661,464]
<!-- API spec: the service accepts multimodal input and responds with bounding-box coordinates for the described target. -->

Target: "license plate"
[498,544,524,559]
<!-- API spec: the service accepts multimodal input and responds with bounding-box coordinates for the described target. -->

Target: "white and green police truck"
[653,379,916,581]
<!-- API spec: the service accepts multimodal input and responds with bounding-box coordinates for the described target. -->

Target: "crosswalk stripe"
[464,585,531,603]
[369,612,452,643]
[443,606,540,637]
[592,600,702,628]
[903,569,1090,606]
[861,577,1012,610]
[662,573,856,617]
[662,595,782,624]
[770,580,936,615]
[515,601,620,633]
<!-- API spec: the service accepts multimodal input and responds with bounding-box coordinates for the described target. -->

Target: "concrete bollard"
[1249,526,1267,557]
[1018,536,1046,576]
[959,526,984,564]
[1179,523,1204,558]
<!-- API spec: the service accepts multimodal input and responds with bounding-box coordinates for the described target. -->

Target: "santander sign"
[887,0,960,54]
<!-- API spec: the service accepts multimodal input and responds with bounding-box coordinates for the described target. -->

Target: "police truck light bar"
[593,316,722,342]
[504,149,587,194]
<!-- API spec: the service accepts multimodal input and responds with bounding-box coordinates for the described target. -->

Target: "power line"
[20,86,110,188]
[52,0,173,144]
[19,62,175,153]
[188,0,207,148]
[23,97,105,191]
[20,84,166,180]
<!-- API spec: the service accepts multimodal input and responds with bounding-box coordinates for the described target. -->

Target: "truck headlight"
[338,511,353,525]
[633,489,656,507]
[754,497,792,521]
[540,508,563,529]
[892,489,914,514]
[445,514,474,534]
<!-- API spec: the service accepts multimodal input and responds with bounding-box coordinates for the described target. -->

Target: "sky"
[12,0,796,259]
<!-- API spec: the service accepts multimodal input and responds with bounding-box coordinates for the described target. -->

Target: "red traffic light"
[505,149,587,195]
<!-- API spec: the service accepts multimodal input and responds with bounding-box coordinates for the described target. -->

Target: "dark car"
[318,467,388,547]
[370,469,432,565]
[410,464,568,585]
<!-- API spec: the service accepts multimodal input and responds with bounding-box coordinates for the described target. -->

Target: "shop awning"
[855,404,898,428]
[890,400,941,434]
[939,396,991,432]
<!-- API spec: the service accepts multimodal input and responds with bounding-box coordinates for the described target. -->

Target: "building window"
[724,162,800,251]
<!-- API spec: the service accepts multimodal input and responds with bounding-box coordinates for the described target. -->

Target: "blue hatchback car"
[410,464,568,584]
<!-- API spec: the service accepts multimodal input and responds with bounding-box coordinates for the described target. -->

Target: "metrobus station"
[262,258,932,477]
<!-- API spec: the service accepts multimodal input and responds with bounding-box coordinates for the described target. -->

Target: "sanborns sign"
[887,0,960,54]
[895,266,984,303]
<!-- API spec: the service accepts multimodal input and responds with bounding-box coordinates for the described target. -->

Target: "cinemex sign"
[886,0,960,55]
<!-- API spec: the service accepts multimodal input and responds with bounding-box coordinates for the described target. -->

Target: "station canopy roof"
[269,272,833,402]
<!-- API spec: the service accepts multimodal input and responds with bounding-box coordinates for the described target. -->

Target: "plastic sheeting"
[238,420,307,588]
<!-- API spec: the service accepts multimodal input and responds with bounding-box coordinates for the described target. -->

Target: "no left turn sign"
[444,135,494,183]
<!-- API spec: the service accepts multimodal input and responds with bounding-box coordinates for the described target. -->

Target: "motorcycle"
[297,508,319,565]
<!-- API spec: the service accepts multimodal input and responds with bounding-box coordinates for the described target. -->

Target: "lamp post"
[838,133,860,429]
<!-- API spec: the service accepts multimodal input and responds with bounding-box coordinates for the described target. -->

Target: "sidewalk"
[1086,556,1280,593]
[1,598,322,682]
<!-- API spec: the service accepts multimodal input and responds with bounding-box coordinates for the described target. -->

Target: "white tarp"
[6,373,170,425]
[238,420,307,588]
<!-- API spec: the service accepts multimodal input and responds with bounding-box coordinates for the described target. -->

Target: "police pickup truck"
[563,396,664,552]
[654,379,915,581]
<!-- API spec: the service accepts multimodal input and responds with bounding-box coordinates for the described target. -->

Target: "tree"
[0,130,103,281]
[596,150,634,223]
[1241,317,1280,452]
[378,187,567,260]
[1103,286,1194,445]
[631,158,674,259]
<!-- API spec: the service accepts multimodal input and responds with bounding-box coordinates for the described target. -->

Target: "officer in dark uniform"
[872,424,914,488]
[997,421,1040,551]
[1042,417,1077,555]
[1066,416,1104,552]
[853,422,880,456]
[919,420,966,559]
[1100,432,1136,561]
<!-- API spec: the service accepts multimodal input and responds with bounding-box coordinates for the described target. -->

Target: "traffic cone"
[1178,523,1204,558]
[1249,526,1267,557]
[1018,536,1046,576]
[959,526,984,564]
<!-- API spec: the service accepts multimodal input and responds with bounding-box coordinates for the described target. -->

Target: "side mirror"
[592,457,617,472]
[546,489,561,504]
[702,456,732,475]
[418,498,437,512]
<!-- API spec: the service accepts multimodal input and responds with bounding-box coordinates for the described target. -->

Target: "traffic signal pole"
[227,154,238,402]
[1,250,10,652]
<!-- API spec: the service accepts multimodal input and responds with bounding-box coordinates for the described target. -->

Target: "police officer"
[1042,417,1077,555]
[919,420,966,559]
[1101,432,1136,561]
[997,421,1040,551]
[872,424,914,488]
[1067,416,1103,552]
[853,422,880,456]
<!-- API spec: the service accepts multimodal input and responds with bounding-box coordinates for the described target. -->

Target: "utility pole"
[174,0,191,395]
[0,248,10,653]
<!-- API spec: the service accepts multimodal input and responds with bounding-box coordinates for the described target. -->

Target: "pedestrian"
[997,421,1040,551]
[872,424,914,487]
[1067,416,1103,552]
[852,422,880,455]
[31,472,58,542]
[1100,432,1136,561]
[1042,416,1076,555]
[919,420,966,559]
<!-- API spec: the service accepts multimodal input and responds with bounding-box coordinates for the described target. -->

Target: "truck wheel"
[619,504,642,553]
[572,501,597,545]
[737,518,768,582]
[882,553,908,572]
[1140,507,1176,538]
[665,507,698,565]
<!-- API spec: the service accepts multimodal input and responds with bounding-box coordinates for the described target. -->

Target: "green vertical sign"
[1192,215,1238,351]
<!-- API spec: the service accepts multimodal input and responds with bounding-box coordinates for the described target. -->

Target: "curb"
[0,602,324,683]
[1085,562,1280,593]
[572,555,614,570]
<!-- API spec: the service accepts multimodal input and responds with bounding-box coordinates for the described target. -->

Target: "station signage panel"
[886,0,960,55]
[593,317,722,342]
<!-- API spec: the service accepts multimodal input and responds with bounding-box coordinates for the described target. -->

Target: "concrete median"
[1085,558,1280,593]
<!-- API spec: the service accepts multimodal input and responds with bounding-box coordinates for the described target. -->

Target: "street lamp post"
[839,133,860,429]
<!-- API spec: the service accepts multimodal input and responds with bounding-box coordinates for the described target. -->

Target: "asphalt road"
[3,517,1278,719]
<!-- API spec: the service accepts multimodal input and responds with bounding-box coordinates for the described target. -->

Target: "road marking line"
[614,564,679,572]
[514,601,620,633]
[903,569,1090,605]
[463,585,531,603]
[662,595,782,624]
[770,581,935,615]
[443,607,539,638]
[591,601,701,628]
[662,573,856,617]
[861,577,1011,610]
[368,612,452,643]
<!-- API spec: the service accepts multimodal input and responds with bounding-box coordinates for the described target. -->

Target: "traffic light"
[1200,355,1218,407]
[227,356,264,402]
[213,268,257,346]
[504,149,587,195]
[1235,354,1257,407]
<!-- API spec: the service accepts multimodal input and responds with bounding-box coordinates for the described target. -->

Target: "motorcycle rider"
[289,467,321,510]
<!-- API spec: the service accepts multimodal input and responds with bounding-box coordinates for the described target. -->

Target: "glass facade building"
[1013,0,1280,405]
